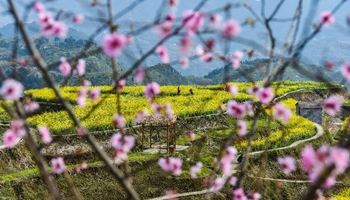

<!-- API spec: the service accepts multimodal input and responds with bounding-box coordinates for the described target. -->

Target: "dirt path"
[250,123,325,155]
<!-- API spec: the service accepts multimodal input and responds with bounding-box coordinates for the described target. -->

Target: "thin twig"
[8,1,141,199]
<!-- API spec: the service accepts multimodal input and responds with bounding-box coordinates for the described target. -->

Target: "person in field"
[189,88,194,95]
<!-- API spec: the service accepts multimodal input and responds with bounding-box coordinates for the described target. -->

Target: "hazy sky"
[1,0,349,26]
[0,0,349,74]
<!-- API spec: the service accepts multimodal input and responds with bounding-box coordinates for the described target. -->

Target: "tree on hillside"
[1,0,350,200]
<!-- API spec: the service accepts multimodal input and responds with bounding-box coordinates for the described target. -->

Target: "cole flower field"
[5,81,337,135]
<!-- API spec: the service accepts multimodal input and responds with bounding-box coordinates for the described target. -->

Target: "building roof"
[296,100,323,108]
[139,115,177,126]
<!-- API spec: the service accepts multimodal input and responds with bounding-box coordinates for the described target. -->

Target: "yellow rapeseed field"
[10,81,339,134]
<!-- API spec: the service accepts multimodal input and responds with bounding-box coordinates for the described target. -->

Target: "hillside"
[0,37,126,89]
[0,22,88,40]
[204,59,336,84]
[142,63,190,85]
[0,34,345,89]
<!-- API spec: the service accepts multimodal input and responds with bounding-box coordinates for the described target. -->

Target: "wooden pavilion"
[139,115,177,153]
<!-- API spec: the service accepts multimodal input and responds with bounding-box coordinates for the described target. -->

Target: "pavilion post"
[150,124,153,148]
[167,125,169,153]
[173,123,176,148]
[141,124,144,150]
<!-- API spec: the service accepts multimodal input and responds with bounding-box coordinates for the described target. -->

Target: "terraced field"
[0,81,347,199]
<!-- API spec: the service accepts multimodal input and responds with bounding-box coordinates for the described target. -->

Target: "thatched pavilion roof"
[139,115,177,126]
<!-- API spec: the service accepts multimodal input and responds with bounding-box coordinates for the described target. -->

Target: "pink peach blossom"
[156,45,169,63]
[151,103,163,116]
[135,67,144,84]
[180,57,189,69]
[233,188,248,200]
[196,45,205,56]
[232,51,243,69]
[0,79,23,101]
[51,157,66,174]
[221,146,237,176]
[187,132,195,141]
[134,110,149,124]
[244,101,254,116]
[169,0,178,7]
[38,12,52,26]
[330,147,349,174]
[59,57,71,77]
[78,87,88,98]
[341,62,350,81]
[39,126,52,144]
[278,156,296,175]
[42,21,67,38]
[10,119,25,137]
[116,79,126,93]
[211,177,224,193]
[319,11,335,27]
[73,14,84,24]
[165,190,177,200]
[190,162,203,178]
[165,103,174,119]
[324,61,334,70]
[110,133,135,157]
[257,87,275,104]
[114,147,129,164]
[123,135,135,151]
[221,19,241,39]
[221,155,233,176]
[301,145,316,172]
[158,157,183,175]
[237,120,247,137]
[3,130,18,148]
[247,84,261,96]
[77,87,87,106]
[82,79,91,87]
[166,13,176,22]
[249,192,262,200]
[74,59,85,76]
[77,97,86,107]
[180,37,192,55]
[323,97,342,116]
[225,84,238,96]
[102,33,127,57]
[273,103,292,123]
[89,88,100,101]
[182,10,204,35]
[24,101,40,112]
[111,132,123,149]
[33,1,45,13]
[209,14,222,28]
[77,127,86,136]
[155,21,173,38]
[19,59,26,66]
[309,170,336,189]
[205,39,215,51]
[228,176,237,186]
[226,146,238,157]
[113,114,126,128]
[226,100,246,119]
[145,82,161,100]
[201,53,212,63]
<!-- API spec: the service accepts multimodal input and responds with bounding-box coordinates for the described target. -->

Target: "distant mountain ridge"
[0,22,89,40]
[0,27,345,89]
